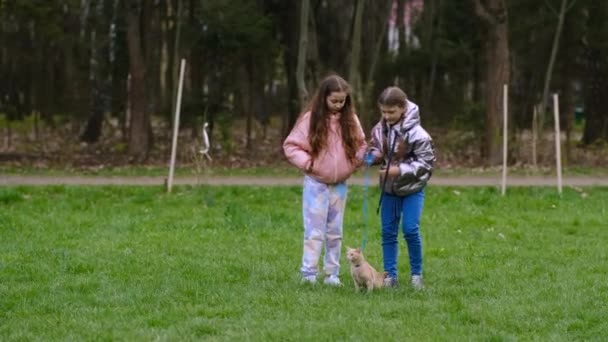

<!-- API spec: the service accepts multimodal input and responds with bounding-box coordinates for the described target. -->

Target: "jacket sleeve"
[283,114,313,171]
[398,129,435,180]
[367,122,384,165]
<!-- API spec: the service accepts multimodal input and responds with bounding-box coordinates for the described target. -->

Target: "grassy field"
[2,163,608,178]
[0,164,299,177]
[1,184,607,340]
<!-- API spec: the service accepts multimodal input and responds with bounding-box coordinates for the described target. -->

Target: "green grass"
[2,164,608,177]
[433,166,608,177]
[0,164,300,177]
[1,185,607,340]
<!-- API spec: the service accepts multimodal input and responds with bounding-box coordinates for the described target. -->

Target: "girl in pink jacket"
[283,74,367,286]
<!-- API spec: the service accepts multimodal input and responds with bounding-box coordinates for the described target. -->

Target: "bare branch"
[566,0,578,12]
[544,0,558,16]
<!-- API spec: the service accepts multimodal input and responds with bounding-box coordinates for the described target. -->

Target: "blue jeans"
[380,189,425,278]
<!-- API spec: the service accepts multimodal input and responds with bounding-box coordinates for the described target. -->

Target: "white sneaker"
[411,275,424,290]
[323,275,342,286]
[301,275,317,284]
[383,276,399,288]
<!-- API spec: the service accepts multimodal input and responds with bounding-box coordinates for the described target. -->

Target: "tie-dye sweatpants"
[300,175,348,278]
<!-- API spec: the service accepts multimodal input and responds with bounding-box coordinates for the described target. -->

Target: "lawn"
[2,164,608,178]
[1,184,607,340]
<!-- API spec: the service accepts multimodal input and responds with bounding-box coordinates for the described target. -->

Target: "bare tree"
[473,0,510,165]
[538,0,577,132]
[81,0,110,143]
[359,1,391,129]
[171,0,183,117]
[582,0,608,145]
[296,0,310,105]
[422,0,444,110]
[126,0,151,162]
[349,0,365,103]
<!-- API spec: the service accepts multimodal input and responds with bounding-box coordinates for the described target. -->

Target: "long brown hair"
[303,74,362,165]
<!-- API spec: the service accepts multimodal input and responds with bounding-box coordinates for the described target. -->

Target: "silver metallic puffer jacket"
[368,100,435,196]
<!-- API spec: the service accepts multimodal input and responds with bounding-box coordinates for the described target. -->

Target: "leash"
[361,152,374,252]
[376,124,397,214]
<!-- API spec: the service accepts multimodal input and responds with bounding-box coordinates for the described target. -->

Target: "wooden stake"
[553,93,562,194]
[501,84,508,196]
[532,105,537,167]
[167,58,187,193]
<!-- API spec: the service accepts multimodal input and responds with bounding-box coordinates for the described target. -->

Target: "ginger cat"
[346,247,386,293]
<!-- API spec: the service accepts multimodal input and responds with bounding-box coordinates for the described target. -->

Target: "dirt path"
[1,174,607,187]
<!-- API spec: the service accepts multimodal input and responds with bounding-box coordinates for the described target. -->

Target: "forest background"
[1,0,607,172]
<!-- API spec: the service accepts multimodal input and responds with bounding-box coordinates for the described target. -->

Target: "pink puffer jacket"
[283,111,367,184]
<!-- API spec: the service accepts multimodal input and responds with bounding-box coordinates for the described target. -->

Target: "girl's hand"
[380,166,401,177]
[364,152,375,166]
[307,159,314,172]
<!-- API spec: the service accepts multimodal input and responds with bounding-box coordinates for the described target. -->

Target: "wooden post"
[532,106,538,167]
[553,93,563,194]
[501,84,508,196]
[167,58,186,193]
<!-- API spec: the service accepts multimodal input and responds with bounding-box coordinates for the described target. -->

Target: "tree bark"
[360,2,391,129]
[279,1,301,135]
[296,0,310,105]
[423,0,443,111]
[239,62,252,151]
[144,0,162,118]
[473,0,510,165]
[582,53,608,145]
[558,6,580,163]
[81,5,104,144]
[349,0,365,102]
[126,0,151,162]
[538,0,569,133]
[581,0,608,145]
[582,51,608,145]
[171,0,183,117]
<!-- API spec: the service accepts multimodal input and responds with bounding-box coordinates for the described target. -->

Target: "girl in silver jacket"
[368,86,435,289]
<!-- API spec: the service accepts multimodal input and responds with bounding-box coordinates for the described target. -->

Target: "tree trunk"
[423,0,443,112]
[296,0,310,105]
[581,0,608,145]
[582,49,608,145]
[171,0,183,117]
[538,0,569,134]
[349,0,365,105]
[81,18,104,144]
[473,0,510,165]
[360,2,391,129]
[5,122,11,149]
[144,0,162,118]
[81,80,105,143]
[109,0,129,142]
[161,2,174,116]
[559,6,580,163]
[126,0,150,162]
[279,1,301,135]
[239,63,252,151]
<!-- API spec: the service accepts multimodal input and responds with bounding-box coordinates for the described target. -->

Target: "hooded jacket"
[369,100,435,196]
[283,111,367,184]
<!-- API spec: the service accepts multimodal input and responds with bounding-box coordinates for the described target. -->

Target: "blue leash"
[361,153,374,252]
